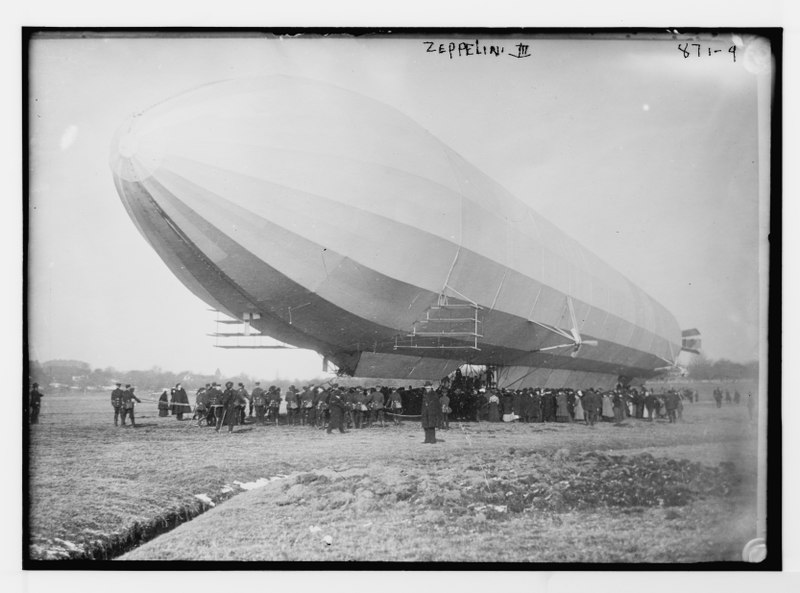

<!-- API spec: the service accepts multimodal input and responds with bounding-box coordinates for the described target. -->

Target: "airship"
[110,76,698,390]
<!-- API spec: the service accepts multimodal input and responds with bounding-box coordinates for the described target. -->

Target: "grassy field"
[26,389,761,563]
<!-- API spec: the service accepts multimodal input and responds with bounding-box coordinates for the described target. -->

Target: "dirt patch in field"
[120,449,751,562]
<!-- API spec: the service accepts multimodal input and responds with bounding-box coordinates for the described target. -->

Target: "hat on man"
[226,381,234,388]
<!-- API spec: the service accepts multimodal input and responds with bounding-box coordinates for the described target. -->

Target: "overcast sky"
[27,32,769,380]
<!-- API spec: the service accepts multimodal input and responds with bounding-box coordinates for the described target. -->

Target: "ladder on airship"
[208,310,296,349]
[394,293,482,351]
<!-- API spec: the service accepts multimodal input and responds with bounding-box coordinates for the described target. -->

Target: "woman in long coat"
[158,390,169,417]
[574,391,585,422]
[171,383,190,420]
[555,390,570,422]
[421,382,441,443]
[601,392,615,421]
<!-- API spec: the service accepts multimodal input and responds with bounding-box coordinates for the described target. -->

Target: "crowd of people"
[25,375,754,431]
[104,376,709,436]
[186,380,408,434]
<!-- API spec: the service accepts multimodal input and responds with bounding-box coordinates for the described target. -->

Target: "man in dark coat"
[644,390,657,421]
[326,388,347,434]
[121,385,142,427]
[421,381,441,443]
[207,383,223,426]
[170,383,190,420]
[216,381,246,433]
[369,387,386,427]
[111,382,124,426]
[530,389,542,422]
[237,383,250,424]
[300,385,315,426]
[664,390,680,423]
[251,382,267,425]
[583,389,599,426]
[541,389,555,422]
[29,382,43,424]
[267,386,282,425]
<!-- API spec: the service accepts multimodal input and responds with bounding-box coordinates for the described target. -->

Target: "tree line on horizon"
[28,354,759,393]
[27,359,328,395]
[685,356,758,382]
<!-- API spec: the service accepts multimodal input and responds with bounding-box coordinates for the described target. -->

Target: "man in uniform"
[387,388,403,425]
[267,386,282,425]
[326,388,348,434]
[439,390,451,430]
[583,389,599,426]
[352,388,366,428]
[29,382,43,424]
[664,389,679,423]
[193,386,209,424]
[286,385,300,426]
[369,387,386,428]
[342,388,356,429]
[216,381,245,433]
[421,381,440,443]
[237,383,250,424]
[208,383,223,427]
[315,387,328,429]
[300,385,314,426]
[121,385,142,427]
[644,389,657,421]
[251,382,267,425]
[111,382,124,426]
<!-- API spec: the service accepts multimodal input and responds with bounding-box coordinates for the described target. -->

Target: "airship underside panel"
[118,161,673,380]
[115,157,678,377]
[149,155,677,369]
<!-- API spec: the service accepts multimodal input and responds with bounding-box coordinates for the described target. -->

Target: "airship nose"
[109,112,164,183]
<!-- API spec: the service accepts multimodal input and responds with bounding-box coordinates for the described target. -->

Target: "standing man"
[421,381,440,444]
[121,385,142,427]
[353,388,367,428]
[300,385,314,426]
[267,386,282,425]
[387,388,403,425]
[251,382,267,425]
[369,387,386,428]
[285,385,299,426]
[439,390,451,430]
[583,389,599,426]
[111,382,124,427]
[664,390,679,423]
[237,383,250,425]
[208,383,223,427]
[216,381,243,433]
[326,388,348,434]
[612,391,625,423]
[29,382,44,424]
[315,387,328,429]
